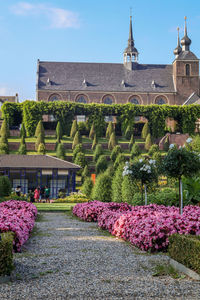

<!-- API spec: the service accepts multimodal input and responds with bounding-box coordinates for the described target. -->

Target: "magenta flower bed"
[0,200,37,252]
[73,201,200,251]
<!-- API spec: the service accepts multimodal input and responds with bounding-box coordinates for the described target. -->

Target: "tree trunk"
[179,177,183,214]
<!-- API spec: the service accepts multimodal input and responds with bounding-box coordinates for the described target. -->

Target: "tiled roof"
[37,61,175,93]
[176,51,198,61]
[183,92,200,105]
[0,155,80,170]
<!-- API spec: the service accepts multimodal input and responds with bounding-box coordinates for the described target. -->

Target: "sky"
[0,0,200,101]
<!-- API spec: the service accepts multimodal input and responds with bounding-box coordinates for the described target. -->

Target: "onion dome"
[174,27,182,57]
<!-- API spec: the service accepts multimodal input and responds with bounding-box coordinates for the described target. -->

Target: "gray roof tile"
[38,61,175,93]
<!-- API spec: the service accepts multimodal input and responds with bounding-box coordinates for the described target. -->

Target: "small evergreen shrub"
[20,122,26,138]
[35,120,45,138]
[0,119,9,138]
[129,134,134,150]
[112,164,124,203]
[35,133,45,151]
[125,125,133,140]
[73,143,83,162]
[56,121,63,140]
[92,172,112,202]
[72,131,82,150]
[131,143,141,158]
[93,144,103,162]
[37,143,46,155]
[82,165,89,179]
[0,142,9,154]
[78,122,88,136]
[70,120,78,138]
[89,123,95,139]
[0,232,14,276]
[110,145,122,162]
[56,143,66,160]
[168,234,200,274]
[74,152,87,170]
[96,155,108,175]
[145,133,153,150]
[191,135,200,152]
[108,132,117,150]
[121,175,136,204]
[106,121,114,139]
[81,177,94,198]
[105,164,115,177]
[91,133,97,150]
[114,153,126,170]
[141,122,150,139]
[0,176,12,197]
[18,143,27,155]
[148,144,159,156]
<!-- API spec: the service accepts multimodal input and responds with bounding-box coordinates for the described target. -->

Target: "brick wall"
[159,133,189,150]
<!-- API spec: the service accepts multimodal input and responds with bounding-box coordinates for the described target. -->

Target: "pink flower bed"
[0,200,37,252]
[73,201,200,251]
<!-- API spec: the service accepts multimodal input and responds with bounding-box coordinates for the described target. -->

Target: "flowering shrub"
[73,201,200,252]
[0,200,37,252]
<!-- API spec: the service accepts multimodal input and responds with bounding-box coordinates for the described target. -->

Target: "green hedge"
[168,234,200,274]
[0,231,14,276]
[2,101,200,137]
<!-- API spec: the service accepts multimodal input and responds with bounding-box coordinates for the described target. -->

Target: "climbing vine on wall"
[2,101,200,137]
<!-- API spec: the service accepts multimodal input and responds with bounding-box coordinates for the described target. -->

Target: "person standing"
[34,187,40,202]
[44,186,50,203]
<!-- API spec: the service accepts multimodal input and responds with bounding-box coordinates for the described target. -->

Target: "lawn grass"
[34,203,76,211]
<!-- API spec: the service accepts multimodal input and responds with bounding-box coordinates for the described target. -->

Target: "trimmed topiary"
[82,165,89,179]
[18,136,27,155]
[106,121,114,139]
[35,132,45,151]
[91,133,97,150]
[129,134,134,151]
[114,153,126,170]
[35,120,45,138]
[73,143,83,162]
[0,176,12,197]
[89,122,95,139]
[108,132,117,150]
[20,122,26,138]
[70,119,78,138]
[72,131,82,150]
[111,163,124,203]
[0,119,9,138]
[37,143,46,155]
[93,144,103,162]
[125,124,133,140]
[121,175,135,204]
[110,145,122,162]
[0,232,14,276]
[145,133,153,151]
[74,152,87,170]
[91,172,112,202]
[131,143,141,158]
[96,155,108,175]
[141,122,150,139]
[56,143,66,160]
[81,177,93,198]
[56,121,63,140]
[148,144,159,156]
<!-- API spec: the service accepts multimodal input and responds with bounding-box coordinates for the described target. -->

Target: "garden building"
[36,16,200,108]
[0,155,80,198]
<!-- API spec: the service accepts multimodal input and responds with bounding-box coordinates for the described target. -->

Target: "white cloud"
[0,87,8,96]
[10,2,79,29]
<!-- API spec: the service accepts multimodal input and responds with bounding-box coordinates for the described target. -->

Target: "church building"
[36,16,200,106]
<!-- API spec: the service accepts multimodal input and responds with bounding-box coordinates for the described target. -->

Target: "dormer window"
[186,64,190,76]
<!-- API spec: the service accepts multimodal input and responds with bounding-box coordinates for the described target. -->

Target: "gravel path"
[0,212,200,300]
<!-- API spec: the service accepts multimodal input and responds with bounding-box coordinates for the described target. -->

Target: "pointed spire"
[173,27,182,57]
[123,14,138,67]
[181,16,191,51]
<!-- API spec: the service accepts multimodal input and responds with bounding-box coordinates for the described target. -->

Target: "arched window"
[129,97,140,105]
[103,95,113,105]
[75,95,87,104]
[155,97,167,105]
[186,64,190,76]
[48,94,62,101]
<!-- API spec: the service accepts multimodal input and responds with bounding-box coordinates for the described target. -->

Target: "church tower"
[173,17,199,103]
[123,15,138,70]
